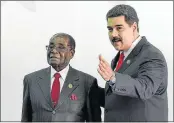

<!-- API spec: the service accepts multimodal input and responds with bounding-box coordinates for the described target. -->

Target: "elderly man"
[21,33,101,122]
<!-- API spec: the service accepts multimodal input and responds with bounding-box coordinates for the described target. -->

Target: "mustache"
[112,37,122,43]
[49,54,60,59]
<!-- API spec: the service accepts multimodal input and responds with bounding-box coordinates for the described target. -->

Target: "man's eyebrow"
[57,43,64,46]
[49,42,65,46]
[107,26,112,29]
[107,24,123,28]
[115,24,123,27]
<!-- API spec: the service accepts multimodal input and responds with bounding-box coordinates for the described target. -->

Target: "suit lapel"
[111,51,120,71]
[105,36,147,93]
[117,52,136,73]
[36,67,53,109]
[118,36,147,73]
[55,66,79,110]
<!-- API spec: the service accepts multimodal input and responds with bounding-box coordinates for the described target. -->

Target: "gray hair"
[50,32,76,50]
[106,4,139,32]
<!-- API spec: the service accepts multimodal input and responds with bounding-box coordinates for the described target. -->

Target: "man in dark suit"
[97,4,168,122]
[21,33,101,122]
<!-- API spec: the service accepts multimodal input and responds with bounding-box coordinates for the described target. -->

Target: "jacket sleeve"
[109,51,168,100]
[21,76,32,121]
[86,78,102,122]
[97,86,105,107]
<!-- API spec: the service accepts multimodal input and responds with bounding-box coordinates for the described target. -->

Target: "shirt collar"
[51,64,70,81]
[122,35,142,59]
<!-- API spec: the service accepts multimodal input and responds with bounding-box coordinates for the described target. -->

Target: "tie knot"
[120,52,124,58]
[54,73,61,79]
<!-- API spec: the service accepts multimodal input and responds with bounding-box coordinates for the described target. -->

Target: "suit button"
[52,110,56,114]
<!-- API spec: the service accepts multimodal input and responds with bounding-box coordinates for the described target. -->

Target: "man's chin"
[49,59,60,66]
[114,46,120,50]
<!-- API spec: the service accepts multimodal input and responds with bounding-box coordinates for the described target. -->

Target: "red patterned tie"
[51,73,61,108]
[115,52,124,71]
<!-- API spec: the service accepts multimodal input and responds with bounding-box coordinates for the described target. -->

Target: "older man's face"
[47,37,74,68]
[107,16,136,51]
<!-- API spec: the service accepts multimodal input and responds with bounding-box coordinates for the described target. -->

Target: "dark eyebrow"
[107,26,112,29]
[49,42,65,46]
[107,24,123,29]
[57,43,65,46]
[115,24,123,27]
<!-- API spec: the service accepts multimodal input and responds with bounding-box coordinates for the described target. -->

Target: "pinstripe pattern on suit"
[21,66,101,121]
[104,36,168,121]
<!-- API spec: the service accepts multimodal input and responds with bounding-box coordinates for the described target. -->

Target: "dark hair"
[50,32,76,50]
[106,4,139,32]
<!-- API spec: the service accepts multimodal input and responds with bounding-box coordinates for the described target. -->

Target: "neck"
[134,33,140,41]
[122,33,140,52]
[52,63,68,72]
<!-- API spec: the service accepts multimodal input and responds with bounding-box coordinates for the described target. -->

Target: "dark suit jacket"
[21,66,101,122]
[103,36,168,122]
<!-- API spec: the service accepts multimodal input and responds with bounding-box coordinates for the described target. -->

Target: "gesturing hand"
[97,54,114,81]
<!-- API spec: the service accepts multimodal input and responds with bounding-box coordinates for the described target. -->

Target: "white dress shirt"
[122,35,142,61]
[50,65,69,92]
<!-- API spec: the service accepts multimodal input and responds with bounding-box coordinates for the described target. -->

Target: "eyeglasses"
[46,45,71,52]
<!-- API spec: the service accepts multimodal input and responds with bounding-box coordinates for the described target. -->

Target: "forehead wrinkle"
[107,16,126,27]
[49,37,69,45]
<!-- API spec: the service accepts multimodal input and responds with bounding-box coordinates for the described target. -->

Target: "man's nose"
[50,47,58,53]
[112,29,119,37]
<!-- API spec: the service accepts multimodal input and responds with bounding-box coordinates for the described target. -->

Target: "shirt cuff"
[107,75,116,86]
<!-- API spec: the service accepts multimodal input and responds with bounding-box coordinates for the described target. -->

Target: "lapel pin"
[126,60,131,64]
[68,83,73,88]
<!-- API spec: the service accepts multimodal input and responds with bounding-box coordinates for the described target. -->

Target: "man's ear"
[132,22,138,32]
[70,49,75,59]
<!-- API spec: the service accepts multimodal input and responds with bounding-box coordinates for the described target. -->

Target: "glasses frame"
[46,45,72,52]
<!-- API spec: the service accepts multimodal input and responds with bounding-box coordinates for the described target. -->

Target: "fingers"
[99,54,102,61]
[99,63,105,73]
[98,54,113,81]
[97,68,109,81]
[99,62,111,75]
[99,55,110,72]
[99,54,109,66]
[99,60,107,70]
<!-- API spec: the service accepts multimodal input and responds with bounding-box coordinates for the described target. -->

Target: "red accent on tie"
[51,73,61,108]
[115,52,124,71]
